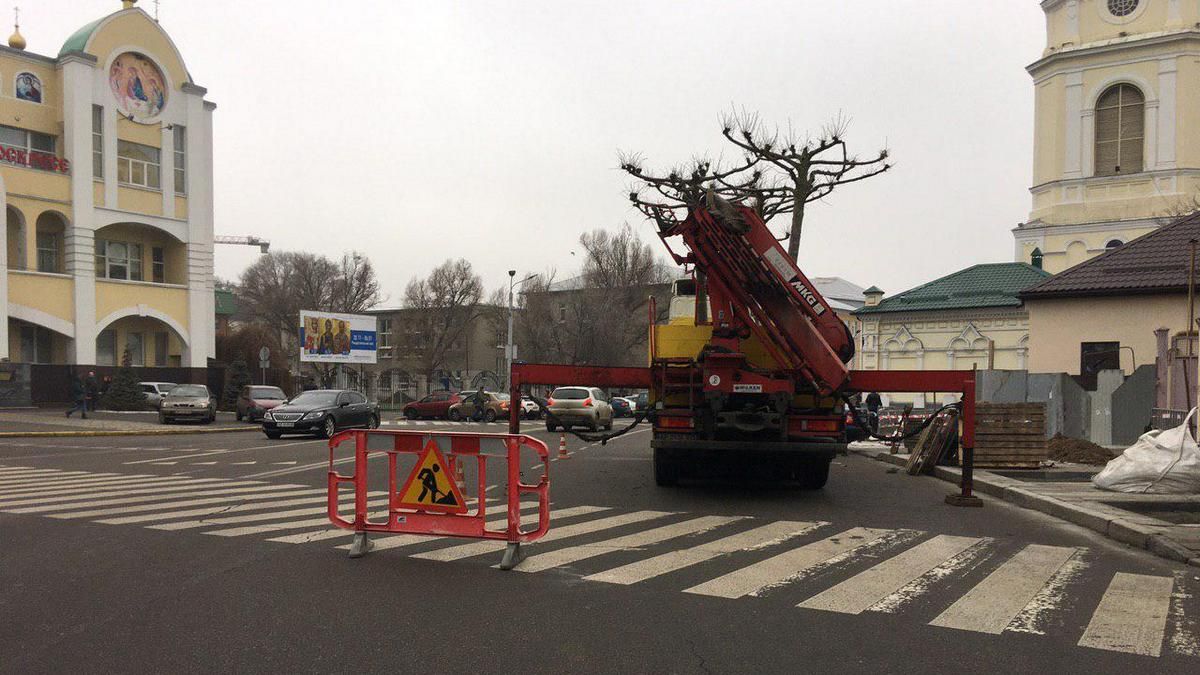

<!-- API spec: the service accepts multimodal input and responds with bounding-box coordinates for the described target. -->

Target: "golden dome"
[7,27,24,51]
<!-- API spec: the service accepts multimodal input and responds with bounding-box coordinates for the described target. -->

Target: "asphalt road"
[1,417,1198,673]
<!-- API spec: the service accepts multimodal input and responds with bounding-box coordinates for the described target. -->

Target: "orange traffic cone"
[557,433,571,460]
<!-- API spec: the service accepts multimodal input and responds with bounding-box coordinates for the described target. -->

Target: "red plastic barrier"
[326,429,550,568]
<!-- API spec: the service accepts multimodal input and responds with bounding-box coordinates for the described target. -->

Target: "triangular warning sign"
[396,440,468,514]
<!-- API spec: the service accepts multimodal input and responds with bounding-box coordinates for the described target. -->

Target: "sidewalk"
[849,442,1200,568]
[0,408,255,436]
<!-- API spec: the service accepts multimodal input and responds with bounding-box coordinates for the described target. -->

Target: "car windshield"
[289,391,339,406]
[494,393,510,401]
[169,385,207,398]
[250,387,285,400]
[551,387,589,400]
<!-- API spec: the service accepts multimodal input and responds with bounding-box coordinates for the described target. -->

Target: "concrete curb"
[0,426,260,438]
[854,448,1200,569]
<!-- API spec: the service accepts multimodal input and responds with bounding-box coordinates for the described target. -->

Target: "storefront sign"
[0,147,69,173]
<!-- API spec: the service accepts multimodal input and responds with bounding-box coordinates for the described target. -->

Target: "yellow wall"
[857,311,1030,372]
[101,315,184,367]
[95,223,187,285]
[86,12,190,96]
[1018,223,1159,274]
[95,280,189,332]
[7,270,73,322]
[173,195,187,219]
[116,186,163,216]
[0,56,61,136]
[1026,294,1187,375]
[1045,1,1191,50]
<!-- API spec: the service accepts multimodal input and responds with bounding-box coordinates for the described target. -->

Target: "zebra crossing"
[1,464,1197,659]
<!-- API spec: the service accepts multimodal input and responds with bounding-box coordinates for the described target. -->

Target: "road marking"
[683,527,894,599]
[190,461,218,466]
[585,521,823,585]
[230,461,257,465]
[150,462,178,465]
[0,470,93,484]
[0,468,62,477]
[929,544,1078,634]
[410,509,672,562]
[272,461,298,466]
[0,473,140,492]
[97,489,335,524]
[268,497,505,545]
[204,514,356,537]
[1078,573,1173,657]
[338,505,610,553]
[44,486,315,519]
[798,535,983,614]
[148,492,390,530]
[512,515,744,573]
[123,439,320,465]
[0,478,236,508]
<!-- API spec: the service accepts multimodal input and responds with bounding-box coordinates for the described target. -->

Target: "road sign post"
[258,346,270,385]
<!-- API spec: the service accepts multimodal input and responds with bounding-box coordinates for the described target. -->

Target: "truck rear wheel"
[653,447,679,487]
[796,458,831,490]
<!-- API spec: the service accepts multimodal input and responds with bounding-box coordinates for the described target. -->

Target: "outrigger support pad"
[348,531,373,558]
[498,542,524,570]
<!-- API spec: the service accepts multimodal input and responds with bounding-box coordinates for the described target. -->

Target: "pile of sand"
[1047,434,1114,466]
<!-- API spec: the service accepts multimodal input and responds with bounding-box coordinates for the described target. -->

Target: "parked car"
[610,396,632,418]
[158,384,215,424]
[236,385,287,422]
[545,386,613,432]
[139,382,176,410]
[262,389,380,439]
[447,390,508,422]
[631,391,648,412]
[520,397,541,419]
[402,391,461,420]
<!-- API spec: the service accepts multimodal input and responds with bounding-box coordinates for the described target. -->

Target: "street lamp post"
[505,271,536,389]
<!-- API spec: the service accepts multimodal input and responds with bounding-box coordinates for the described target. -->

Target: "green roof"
[58,16,106,57]
[214,289,237,316]
[854,263,1050,315]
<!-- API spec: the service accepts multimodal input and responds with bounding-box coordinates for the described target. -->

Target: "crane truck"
[508,196,980,492]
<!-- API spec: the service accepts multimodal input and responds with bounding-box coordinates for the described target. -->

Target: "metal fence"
[1150,408,1187,431]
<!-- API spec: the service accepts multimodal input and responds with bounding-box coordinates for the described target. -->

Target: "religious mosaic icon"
[15,72,41,103]
[109,52,167,122]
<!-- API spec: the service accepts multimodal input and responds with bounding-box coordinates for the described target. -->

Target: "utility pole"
[505,272,537,389]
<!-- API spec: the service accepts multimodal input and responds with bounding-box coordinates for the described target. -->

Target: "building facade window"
[95,240,144,281]
[1095,84,1144,177]
[36,231,59,273]
[97,330,117,366]
[117,140,161,189]
[1081,341,1120,380]
[151,246,165,283]
[0,124,56,170]
[1105,239,1123,250]
[92,105,103,178]
[19,324,52,363]
[1107,0,1139,17]
[378,318,393,355]
[126,332,145,366]
[173,125,186,194]
[154,332,169,367]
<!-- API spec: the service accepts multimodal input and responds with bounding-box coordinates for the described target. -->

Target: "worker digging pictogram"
[396,440,467,514]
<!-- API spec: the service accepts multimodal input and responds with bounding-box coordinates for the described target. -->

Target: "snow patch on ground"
[1169,571,1200,657]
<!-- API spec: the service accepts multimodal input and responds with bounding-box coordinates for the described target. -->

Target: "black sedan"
[261,389,380,439]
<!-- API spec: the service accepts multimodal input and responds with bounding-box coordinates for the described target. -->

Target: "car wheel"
[654,447,680,487]
[264,430,282,440]
[604,419,613,431]
[204,414,214,425]
[368,414,380,429]
[797,458,831,490]
[449,408,462,421]
[404,408,419,420]
[484,409,497,423]
[321,416,337,439]
[158,413,168,425]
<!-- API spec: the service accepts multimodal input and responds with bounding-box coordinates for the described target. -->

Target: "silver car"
[159,384,216,424]
[545,386,613,432]
[139,381,177,410]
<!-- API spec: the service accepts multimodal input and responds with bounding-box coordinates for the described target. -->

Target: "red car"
[402,391,461,420]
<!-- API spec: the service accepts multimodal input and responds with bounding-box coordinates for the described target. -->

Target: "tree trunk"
[786,198,807,261]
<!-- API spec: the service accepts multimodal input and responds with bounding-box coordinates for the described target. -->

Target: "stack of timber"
[973,403,1046,469]
[905,409,959,476]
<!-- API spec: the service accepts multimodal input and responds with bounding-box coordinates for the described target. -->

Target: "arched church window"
[1031,248,1043,270]
[1105,239,1123,250]
[1107,0,1139,17]
[1095,84,1144,176]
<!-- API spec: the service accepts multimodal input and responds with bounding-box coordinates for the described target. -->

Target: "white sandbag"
[1092,407,1200,494]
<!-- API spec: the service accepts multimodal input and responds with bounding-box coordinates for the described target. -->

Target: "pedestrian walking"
[85,371,100,412]
[65,374,88,419]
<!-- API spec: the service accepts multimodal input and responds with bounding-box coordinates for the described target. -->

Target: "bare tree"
[620,109,892,260]
[404,259,485,392]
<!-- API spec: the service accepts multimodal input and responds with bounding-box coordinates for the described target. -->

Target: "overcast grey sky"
[29,1,1044,303]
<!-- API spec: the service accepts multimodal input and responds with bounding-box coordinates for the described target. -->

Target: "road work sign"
[397,440,468,514]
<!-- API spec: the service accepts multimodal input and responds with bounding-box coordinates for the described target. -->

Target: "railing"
[1150,408,1187,431]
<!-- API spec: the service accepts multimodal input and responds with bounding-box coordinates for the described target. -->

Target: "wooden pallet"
[973,403,1046,469]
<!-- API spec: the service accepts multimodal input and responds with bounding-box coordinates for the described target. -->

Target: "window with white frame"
[117,140,161,189]
[151,246,165,283]
[95,239,144,281]
[173,125,186,194]
[36,231,59,273]
[92,105,103,178]
[0,124,56,169]
[378,318,393,353]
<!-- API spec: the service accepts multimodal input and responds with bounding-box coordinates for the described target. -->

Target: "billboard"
[300,311,377,364]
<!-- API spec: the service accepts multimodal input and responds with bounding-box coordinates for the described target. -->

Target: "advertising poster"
[299,311,377,364]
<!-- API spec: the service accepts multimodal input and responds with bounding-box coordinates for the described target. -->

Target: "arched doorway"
[34,211,67,274]
[7,205,25,269]
[95,314,188,368]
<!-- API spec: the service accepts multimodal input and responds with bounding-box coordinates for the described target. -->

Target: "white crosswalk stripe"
[684,527,893,599]
[0,470,96,484]
[798,534,983,614]
[0,478,244,508]
[358,505,608,554]
[1078,572,1174,657]
[150,493,390,530]
[929,544,1079,634]
[46,487,316,520]
[2,481,271,513]
[0,474,145,492]
[585,520,823,585]
[98,489,338,525]
[267,497,503,545]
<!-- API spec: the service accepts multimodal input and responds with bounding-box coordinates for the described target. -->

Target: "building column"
[1080,109,1095,178]
[1156,58,1177,170]
[62,55,98,365]
[1063,71,1083,178]
[160,126,175,218]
